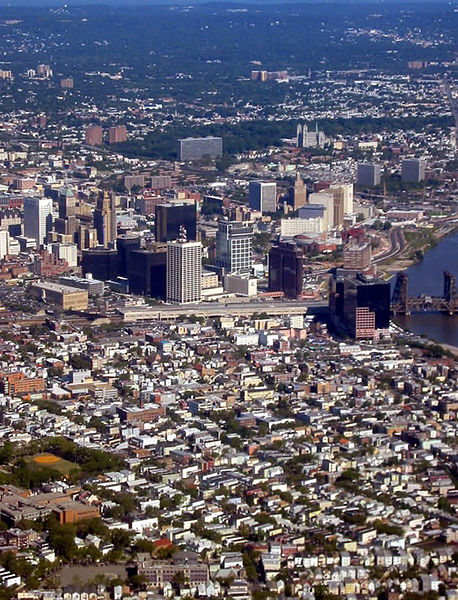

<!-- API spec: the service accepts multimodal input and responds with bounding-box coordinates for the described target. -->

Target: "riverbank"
[390,232,458,349]
[379,223,457,276]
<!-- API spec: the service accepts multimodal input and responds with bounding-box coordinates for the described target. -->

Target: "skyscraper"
[23,196,53,247]
[268,242,304,299]
[216,221,253,274]
[329,271,390,339]
[155,202,197,243]
[117,233,141,278]
[308,192,334,231]
[0,230,9,260]
[329,183,354,216]
[81,248,118,281]
[54,187,77,238]
[166,229,202,304]
[401,159,425,183]
[249,181,277,214]
[357,163,381,187]
[94,190,117,248]
[128,246,167,299]
[289,173,307,210]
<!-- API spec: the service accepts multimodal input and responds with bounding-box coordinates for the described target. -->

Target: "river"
[392,231,458,348]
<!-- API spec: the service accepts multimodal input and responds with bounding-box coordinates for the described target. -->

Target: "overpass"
[118,300,328,322]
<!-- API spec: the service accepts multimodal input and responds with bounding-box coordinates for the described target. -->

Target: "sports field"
[28,453,79,476]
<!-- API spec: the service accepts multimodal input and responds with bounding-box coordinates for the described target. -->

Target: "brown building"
[109,125,127,144]
[94,190,117,248]
[289,173,307,210]
[60,77,73,89]
[137,553,208,589]
[343,241,371,271]
[0,372,45,396]
[32,251,68,278]
[53,502,100,525]
[29,282,88,311]
[117,404,165,424]
[85,125,103,146]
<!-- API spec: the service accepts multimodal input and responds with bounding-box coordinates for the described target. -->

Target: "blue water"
[393,232,458,347]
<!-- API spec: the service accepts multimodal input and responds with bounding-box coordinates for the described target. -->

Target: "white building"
[50,242,78,267]
[249,181,277,213]
[166,239,202,304]
[0,230,9,259]
[224,274,257,296]
[308,192,335,230]
[216,221,253,274]
[329,183,354,215]
[280,216,324,237]
[24,196,53,247]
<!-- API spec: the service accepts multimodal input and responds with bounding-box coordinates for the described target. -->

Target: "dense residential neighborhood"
[0,1,456,599]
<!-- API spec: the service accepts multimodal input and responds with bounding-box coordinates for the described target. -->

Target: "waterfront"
[393,231,458,347]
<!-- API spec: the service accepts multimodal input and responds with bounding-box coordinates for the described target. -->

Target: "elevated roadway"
[118,300,328,322]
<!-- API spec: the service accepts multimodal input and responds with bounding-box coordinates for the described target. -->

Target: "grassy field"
[27,453,79,477]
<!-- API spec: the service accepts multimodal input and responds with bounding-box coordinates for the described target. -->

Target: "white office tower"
[329,183,354,215]
[0,230,9,260]
[24,196,53,247]
[51,242,78,267]
[216,221,253,274]
[249,181,277,213]
[308,192,335,231]
[166,229,202,304]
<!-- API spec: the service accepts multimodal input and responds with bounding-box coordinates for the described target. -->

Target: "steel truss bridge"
[391,271,457,315]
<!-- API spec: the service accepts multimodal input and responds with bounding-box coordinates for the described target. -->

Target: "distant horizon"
[0,0,454,6]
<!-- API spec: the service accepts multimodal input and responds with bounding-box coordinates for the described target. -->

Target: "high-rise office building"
[155,202,197,243]
[94,190,117,248]
[268,242,304,299]
[117,234,141,278]
[109,125,127,145]
[357,163,381,187]
[54,187,77,238]
[308,192,334,230]
[178,137,223,162]
[249,181,277,214]
[128,245,167,299]
[216,221,253,274]
[166,232,202,304]
[81,248,118,281]
[51,242,78,267]
[329,271,390,339]
[289,173,307,210]
[329,183,354,216]
[0,230,9,260]
[85,125,103,146]
[23,196,53,247]
[401,159,425,183]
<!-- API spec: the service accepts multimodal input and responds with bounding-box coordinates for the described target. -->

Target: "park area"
[27,453,79,478]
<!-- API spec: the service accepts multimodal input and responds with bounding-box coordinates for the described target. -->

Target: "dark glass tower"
[268,242,304,299]
[155,203,197,243]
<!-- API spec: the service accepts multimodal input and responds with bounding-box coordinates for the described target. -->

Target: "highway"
[118,299,328,321]
[373,227,406,264]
